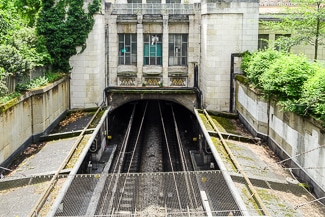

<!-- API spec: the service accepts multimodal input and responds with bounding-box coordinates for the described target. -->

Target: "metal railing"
[111,3,196,15]
[259,0,294,6]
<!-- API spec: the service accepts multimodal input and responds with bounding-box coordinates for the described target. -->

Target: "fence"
[111,3,196,15]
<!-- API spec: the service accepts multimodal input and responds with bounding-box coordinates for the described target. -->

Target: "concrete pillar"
[137,15,144,85]
[200,0,259,111]
[162,15,169,86]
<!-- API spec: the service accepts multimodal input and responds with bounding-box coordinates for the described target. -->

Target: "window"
[258,34,269,50]
[144,34,162,65]
[118,34,137,65]
[169,34,187,66]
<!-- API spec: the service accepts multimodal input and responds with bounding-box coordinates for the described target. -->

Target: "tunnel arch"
[105,87,199,113]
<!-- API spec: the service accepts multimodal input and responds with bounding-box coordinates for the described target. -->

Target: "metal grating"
[55,171,241,216]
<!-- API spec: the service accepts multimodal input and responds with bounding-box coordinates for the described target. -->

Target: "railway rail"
[95,101,200,215]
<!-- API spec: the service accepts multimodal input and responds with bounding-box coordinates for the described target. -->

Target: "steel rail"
[171,105,199,208]
[116,102,148,212]
[158,102,183,212]
[98,104,137,216]
[203,109,271,216]
[29,106,104,217]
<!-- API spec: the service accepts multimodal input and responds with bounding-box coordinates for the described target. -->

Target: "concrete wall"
[258,27,325,62]
[69,12,106,109]
[0,77,70,166]
[235,79,325,200]
[200,0,259,111]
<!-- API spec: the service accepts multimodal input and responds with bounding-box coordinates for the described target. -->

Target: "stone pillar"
[200,0,259,111]
[188,10,201,87]
[108,15,118,86]
[162,14,169,86]
[137,14,144,86]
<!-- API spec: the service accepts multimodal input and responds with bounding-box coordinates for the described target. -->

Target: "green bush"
[240,49,325,122]
[0,92,21,104]
[0,67,9,96]
[298,68,325,121]
[259,53,316,101]
[37,0,101,72]
[242,49,284,89]
[16,72,64,92]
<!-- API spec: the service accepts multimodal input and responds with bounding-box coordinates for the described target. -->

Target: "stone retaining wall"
[0,77,70,167]
[235,79,325,201]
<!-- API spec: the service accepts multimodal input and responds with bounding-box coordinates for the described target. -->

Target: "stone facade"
[69,12,106,109]
[200,0,259,111]
[69,0,259,110]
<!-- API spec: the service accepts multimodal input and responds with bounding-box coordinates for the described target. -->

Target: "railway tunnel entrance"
[62,99,243,216]
[106,100,207,174]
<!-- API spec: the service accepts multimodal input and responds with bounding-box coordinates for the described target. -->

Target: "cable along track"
[200,109,271,216]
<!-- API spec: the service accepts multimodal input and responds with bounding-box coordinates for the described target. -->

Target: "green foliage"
[239,51,252,74]
[242,49,284,89]
[0,92,21,104]
[37,0,101,72]
[45,71,65,82]
[261,0,325,60]
[0,44,30,75]
[0,0,52,77]
[298,68,325,120]
[0,67,9,96]
[241,49,325,122]
[259,54,316,101]
[14,0,42,26]
[15,72,64,92]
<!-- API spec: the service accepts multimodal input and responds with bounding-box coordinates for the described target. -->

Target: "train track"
[95,101,199,215]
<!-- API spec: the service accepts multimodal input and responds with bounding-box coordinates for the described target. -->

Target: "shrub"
[298,68,325,121]
[243,49,284,89]
[240,49,325,122]
[259,53,316,101]
[0,67,9,96]
[15,72,64,92]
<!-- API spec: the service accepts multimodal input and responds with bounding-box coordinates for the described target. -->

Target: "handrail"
[111,3,196,15]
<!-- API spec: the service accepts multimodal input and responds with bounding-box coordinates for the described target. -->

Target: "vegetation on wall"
[0,0,52,96]
[37,0,101,72]
[261,0,325,61]
[0,0,100,100]
[241,49,325,122]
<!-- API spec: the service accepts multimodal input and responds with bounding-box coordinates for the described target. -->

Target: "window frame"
[168,34,188,66]
[143,34,163,66]
[118,33,137,66]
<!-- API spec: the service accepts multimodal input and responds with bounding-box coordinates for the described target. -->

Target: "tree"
[14,0,42,26]
[37,0,101,72]
[262,0,325,61]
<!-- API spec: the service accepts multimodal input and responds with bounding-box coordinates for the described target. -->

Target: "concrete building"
[70,0,259,111]
[69,0,324,111]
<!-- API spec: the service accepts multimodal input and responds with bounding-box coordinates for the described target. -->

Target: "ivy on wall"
[37,0,101,72]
